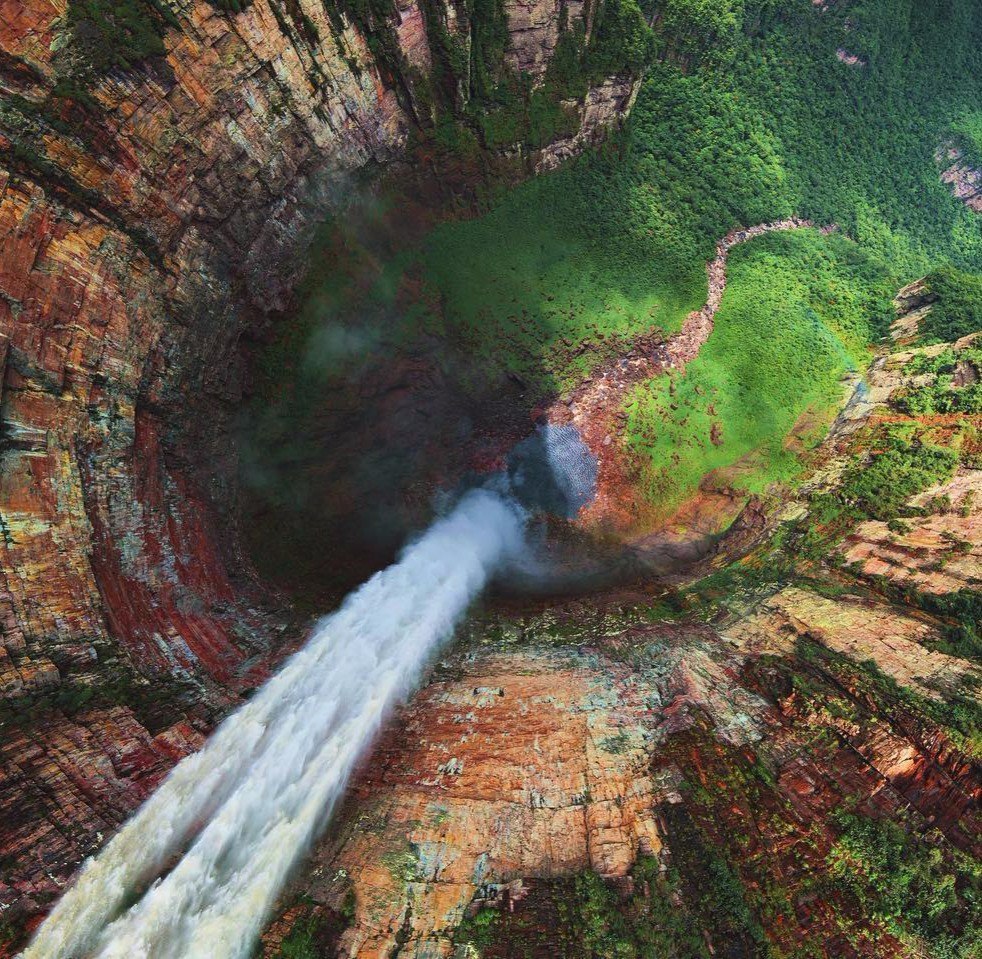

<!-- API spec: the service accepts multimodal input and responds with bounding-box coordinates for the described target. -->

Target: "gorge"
[2,0,982,957]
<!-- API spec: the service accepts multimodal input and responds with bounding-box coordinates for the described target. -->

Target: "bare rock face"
[938,142,982,213]
[0,705,206,930]
[260,589,980,958]
[0,0,637,688]
[504,0,586,77]
[842,469,982,593]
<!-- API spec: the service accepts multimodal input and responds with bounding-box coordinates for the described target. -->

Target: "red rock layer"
[260,588,980,957]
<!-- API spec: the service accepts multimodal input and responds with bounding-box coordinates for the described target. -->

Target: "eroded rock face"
[827,329,982,593]
[253,293,982,958]
[0,0,409,698]
[0,705,207,932]
[505,0,587,77]
[0,0,639,687]
[260,587,980,958]
[938,143,982,214]
[841,469,982,594]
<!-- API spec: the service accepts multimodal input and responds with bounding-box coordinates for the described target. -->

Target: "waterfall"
[24,488,526,959]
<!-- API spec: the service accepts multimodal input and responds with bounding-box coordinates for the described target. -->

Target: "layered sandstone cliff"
[2,2,980,955]
[254,285,981,958]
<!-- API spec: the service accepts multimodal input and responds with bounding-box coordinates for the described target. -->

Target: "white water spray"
[24,488,525,959]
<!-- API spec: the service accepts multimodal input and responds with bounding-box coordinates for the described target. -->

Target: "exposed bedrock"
[2,2,981,955]
[259,588,981,958]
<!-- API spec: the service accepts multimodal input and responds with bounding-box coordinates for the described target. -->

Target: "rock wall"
[260,591,981,958]
[0,0,638,690]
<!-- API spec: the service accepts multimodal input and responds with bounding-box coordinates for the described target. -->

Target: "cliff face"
[2,3,980,955]
[0,0,638,943]
[259,589,979,958]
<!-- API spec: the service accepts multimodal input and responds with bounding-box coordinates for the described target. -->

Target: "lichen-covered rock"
[938,142,982,213]
[841,469,982,594]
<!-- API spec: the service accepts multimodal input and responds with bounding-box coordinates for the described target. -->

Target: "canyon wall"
[0,0,639,942]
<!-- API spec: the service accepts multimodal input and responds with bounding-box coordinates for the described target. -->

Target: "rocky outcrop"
[729,586,975,699]
[534,75,639,173]
[505,0,587,77]
[938,142,982,213]
[259,587,980,957]
[841,469,982,594]
[0,705,206,934]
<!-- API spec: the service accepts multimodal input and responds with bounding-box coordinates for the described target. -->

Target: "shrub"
[828,810,981,955]
[922,266,982,343]
[64,0,176,74]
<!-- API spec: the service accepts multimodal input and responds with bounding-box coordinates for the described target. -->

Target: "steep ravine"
[0,0,641,947]
[2,1,981,956]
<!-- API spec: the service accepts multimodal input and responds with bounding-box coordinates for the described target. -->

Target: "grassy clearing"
[623,230,893,512]
[422,202,703,393]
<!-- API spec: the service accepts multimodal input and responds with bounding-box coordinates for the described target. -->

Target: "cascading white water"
[24,488,526,959]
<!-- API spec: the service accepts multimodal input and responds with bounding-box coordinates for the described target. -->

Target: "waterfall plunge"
[24,488,526,959]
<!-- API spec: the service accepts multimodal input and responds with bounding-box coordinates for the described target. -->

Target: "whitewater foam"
[24,488,525,959]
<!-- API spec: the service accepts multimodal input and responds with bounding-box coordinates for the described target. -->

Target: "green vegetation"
[951,109,982,168]
[453,855,733,958]
[63,0,176,75]
[796,423,960,557]
[626,229,893,511]
[273,892,354,959]
[832,428,958,522]
[413,0,982,509]
[921,266,982,343]
[583,0,657,81]
[275,915,324,959]
[422,198,698,392]
[915,589,982,662]
[658,786,781,956]
[860,579,982,664]
[570,858,714,958]
[451,0,654,148]
[250,0,982,565]
[274,895,354,959]
[454,906,501,953]
[795,635,982,760]
[208,0,253,13]
[828,810,981,957]
[895,346,982,415]
[0,665,200,736]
